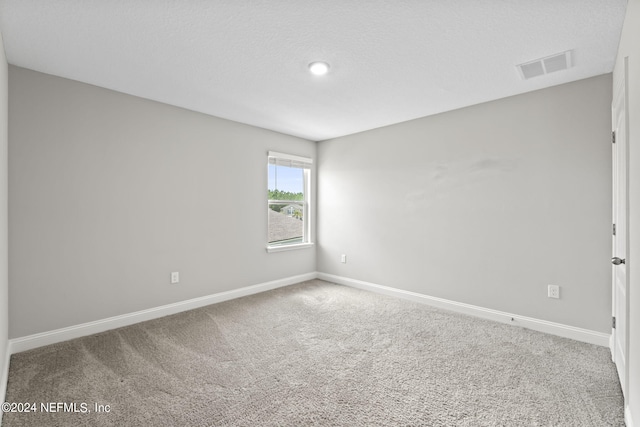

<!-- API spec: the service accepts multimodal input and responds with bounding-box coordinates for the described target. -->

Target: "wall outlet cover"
[171,272,180,284]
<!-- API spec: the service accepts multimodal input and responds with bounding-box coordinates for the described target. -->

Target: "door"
[611,57,628,398]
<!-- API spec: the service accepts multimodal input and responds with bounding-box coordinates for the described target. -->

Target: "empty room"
[0,0,639,426]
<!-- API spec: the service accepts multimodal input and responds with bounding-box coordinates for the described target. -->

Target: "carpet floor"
[3,279,624,426]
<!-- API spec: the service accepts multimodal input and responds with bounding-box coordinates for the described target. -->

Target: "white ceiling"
[0,0,628,141]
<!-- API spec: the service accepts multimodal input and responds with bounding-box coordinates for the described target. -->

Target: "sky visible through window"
[268,164,303,194]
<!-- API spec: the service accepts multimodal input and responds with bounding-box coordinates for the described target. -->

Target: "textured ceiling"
[0,0,628,141]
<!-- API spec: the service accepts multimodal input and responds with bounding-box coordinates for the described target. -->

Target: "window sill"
[266,242,314,253]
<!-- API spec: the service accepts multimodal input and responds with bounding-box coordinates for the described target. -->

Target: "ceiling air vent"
[517,50,573,80]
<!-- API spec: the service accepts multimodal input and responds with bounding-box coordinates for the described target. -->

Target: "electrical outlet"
[171,272,180,284]
[341,254,347,263]
[548,284,560,299]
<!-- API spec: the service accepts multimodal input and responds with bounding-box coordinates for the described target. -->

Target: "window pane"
[268,202,303,245]
[268,164,303,200]
[267,154,310,248]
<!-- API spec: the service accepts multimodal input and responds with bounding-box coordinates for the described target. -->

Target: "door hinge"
[613,224,616,236]
[612,316,616,329]
[612,131,616,144]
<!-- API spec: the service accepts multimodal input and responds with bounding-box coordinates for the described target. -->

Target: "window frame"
[266,151,313,253]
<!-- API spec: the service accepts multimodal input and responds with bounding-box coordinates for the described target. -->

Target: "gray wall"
[8,66,316,338]
[615,0,640,422]
[318,74,612,333]
[0,32,8,402]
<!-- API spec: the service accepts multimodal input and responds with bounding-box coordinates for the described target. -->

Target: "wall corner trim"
[9,272,318,354]
[317,273,611,347]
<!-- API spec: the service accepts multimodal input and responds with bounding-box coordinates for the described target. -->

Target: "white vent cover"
[517,50,573,80]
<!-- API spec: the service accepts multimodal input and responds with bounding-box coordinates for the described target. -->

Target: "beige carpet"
[3,279,624,426]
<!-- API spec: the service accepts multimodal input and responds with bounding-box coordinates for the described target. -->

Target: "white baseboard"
[627,405,635,427]
[9,272,317,354]
[317,273,610,347]
[6,271,611,352]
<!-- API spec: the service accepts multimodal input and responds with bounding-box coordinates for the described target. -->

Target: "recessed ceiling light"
[309,61,330,76]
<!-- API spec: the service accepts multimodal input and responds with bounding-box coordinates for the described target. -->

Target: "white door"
[611,58,628,398]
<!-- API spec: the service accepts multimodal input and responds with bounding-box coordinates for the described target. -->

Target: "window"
[267,151,312,251]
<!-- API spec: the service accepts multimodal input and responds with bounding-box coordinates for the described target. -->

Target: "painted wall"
[614,0,640,423]
[318,75,612,333]
[0,31,9,409]
[8,66,316,338]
